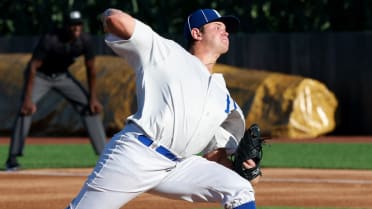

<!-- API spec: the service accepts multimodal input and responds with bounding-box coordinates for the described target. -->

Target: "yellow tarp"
[215,65,338,138]
[0,54,337,138]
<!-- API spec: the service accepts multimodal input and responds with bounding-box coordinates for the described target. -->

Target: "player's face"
[68,24,83,39]
[201,21,229,54]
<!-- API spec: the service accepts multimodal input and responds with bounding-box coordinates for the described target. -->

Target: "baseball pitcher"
[66,8,264,209]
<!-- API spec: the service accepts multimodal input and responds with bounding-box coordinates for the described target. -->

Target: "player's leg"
[54,72,106,155]
[151,155,256,209]
[6,73,52,169]
[66,133,133,209]
[66,184,140,209]
[66,124,177,209]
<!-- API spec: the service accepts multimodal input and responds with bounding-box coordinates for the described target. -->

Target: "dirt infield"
[1,136,372,209]
[1,168,372,209]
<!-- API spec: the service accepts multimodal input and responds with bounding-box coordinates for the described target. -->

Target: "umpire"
[5,10,107,170]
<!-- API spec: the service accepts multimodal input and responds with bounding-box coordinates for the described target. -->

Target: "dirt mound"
[1,168,371,209]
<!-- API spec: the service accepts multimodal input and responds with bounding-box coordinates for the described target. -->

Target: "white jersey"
[105,19,245,157]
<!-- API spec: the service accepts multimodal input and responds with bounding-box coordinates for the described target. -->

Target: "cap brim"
[213,16,240,33]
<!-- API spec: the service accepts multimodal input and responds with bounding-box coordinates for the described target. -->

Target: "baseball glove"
[233,123,266,182]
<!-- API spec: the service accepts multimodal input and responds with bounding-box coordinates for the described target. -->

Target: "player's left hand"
[243,159,260,186]
[233,124,268,185]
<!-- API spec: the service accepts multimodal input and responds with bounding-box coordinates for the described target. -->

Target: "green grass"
[261,143,372,169]
[0,144,99,170]
[1,142,372,170]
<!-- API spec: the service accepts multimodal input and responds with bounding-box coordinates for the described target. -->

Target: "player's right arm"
[20,59,41,115]
[102,8,169,73]
[102,8,135,40]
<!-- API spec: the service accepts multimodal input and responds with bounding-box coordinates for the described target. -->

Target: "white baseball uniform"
[67,19,256,209]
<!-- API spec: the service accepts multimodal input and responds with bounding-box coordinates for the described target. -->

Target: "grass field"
[0,144,99,169]
[261,143,372,169]
[1,142,371,170]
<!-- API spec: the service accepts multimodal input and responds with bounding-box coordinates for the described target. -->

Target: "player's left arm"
[203,148,233,168]
[203,148,256,170]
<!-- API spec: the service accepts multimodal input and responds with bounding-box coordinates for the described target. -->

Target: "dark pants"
[8,71,107,159]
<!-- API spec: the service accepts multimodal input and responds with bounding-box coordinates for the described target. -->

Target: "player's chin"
[219,44,229,54]
[250,175,261,186]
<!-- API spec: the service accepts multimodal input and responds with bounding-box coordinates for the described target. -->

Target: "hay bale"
[215,64,338,138]
[0,54,337,138]
[0,54,136,135]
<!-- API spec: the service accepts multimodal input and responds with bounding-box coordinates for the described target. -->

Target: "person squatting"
[5,10,107,171]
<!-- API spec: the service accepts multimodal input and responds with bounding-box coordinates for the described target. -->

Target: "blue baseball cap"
[184,9,240,41]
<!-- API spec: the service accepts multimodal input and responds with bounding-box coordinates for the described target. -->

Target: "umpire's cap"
[65,10,83,25]
[184,9,239,41]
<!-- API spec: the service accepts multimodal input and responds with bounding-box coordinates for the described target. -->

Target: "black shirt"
[31,28,95,76]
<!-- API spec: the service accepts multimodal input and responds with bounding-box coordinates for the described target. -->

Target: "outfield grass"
[0,142,371,170]
[0,144,99,169]
[261,143,372,169]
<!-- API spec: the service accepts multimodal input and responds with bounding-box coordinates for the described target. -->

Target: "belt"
[37,72,66,80]
[137,135,179,161]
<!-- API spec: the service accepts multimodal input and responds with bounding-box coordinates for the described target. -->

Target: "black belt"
[137,135,179,161]
[37,72,66,79]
